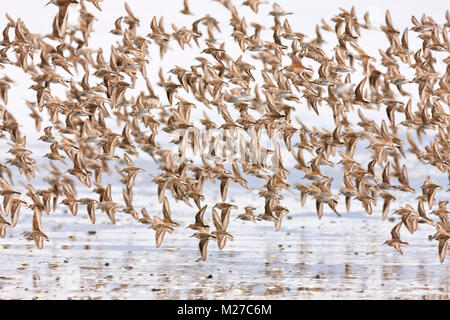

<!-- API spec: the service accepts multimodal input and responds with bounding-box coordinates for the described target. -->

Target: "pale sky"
[1,0,447,145]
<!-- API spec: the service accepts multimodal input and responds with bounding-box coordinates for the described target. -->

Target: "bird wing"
[162,196,172,222]
[212,208,222,231]
[195,205,208,224]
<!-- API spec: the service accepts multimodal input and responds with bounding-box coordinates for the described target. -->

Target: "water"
[0,167,448,299]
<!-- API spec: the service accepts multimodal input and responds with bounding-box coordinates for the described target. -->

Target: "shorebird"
[187,205,210,232]
[138,208,153,225]
[236,206,257,222]
[60,182,78,216]
[392,165,415,194]
[339,174,358,212]
[421,176,442,210]
[191,231,216,261]
[393,205,419,234]
[431,201,449,223]
[211,208,234,250]
[417,197,434,226]
[121,188,138,220]
[147,16,169,42]
[257,199,282,231]
[380,191,396,220]
[78,198,98,224]
[433,221,450,263]
[120,154,145,190]
[242,0,265,13]
[39,126,57,143]
[24,208,49,249]
[150,216,175,248]
[384,222,408,255]
[180,0,194,16]
[161,196,180,228]
[96,200,122,224]
[269,3,293,16]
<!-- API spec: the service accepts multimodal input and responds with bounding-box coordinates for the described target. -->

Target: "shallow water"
[0,181,448,300]
[0,154,449,300]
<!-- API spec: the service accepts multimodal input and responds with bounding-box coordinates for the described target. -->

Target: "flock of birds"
[0,0,448,262]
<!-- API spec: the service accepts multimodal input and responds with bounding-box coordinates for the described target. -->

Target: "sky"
[2,1,445,36]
